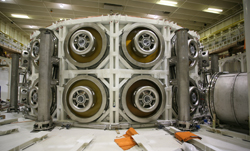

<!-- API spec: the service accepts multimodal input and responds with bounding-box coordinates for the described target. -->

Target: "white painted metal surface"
[0,125,18,136]
[49,15,198,125]
[0,113,250,151]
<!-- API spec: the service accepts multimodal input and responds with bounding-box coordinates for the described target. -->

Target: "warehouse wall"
[199,12,244,39]
[0,19,29,45]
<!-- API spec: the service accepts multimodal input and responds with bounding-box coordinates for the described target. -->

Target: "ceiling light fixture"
[60,18,63,20]
[29,26,33,28]
[11,14,29,19]
[2,0,6,2]
[59,4,64,8]
[204,8,223,14]
[208,8,223,12]
[157,0,177,7]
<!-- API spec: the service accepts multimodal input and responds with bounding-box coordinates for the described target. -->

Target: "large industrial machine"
[17,15,248,133]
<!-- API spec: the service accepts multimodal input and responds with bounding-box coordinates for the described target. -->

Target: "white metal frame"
[30,15,200,126]
[218,52,246,72]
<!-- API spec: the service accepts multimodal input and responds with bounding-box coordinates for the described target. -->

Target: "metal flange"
[121,23,165,68]
[63,75,108,123]
[121,75,166,123]
[64,23,107,68]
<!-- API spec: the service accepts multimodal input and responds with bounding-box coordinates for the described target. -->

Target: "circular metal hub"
[70,30,95,56]
[64,23,107,68]
[29,87,39,108]
[188,39,198,60]
[121,75,166,123]
[28,79,56,115]
[121,23,165,68]
[172,78,199,115]
[68,86,94,113]
[133,86,159,112]
[189,86,199,108]
[31,39,40,61]
[133,30,158,57]
[63,75,107,123]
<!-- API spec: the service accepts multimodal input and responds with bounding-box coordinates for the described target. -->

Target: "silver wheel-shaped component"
[133,30,158,57]
[69,86,94,113]
[28,79,54,112]
[31,39,40,61]
[133,86,159,112]
[30,34,57,69]
[63,75,107,123]
[121,23,165,68]
[189,86,199,108]
[70,30,95,56]
[29,87,39,108]
[122,75,166,123]
[172,78,199,115]
[64,23,107,68]
[188,39,198,60]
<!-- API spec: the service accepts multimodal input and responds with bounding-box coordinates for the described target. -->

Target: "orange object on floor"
[114,127,138,150]
[175,131,202,142]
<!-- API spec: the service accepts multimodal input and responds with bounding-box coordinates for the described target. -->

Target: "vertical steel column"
[211,54,219,74]
[9,53,19,112]
[243,0,250,135]
[175,28,190,129]
[33,28,54,130]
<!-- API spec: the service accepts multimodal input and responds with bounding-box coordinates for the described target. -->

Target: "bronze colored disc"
[66,80,101,118]
[68,27,103,63]
[126,28,160,63]
[126,80,162,117]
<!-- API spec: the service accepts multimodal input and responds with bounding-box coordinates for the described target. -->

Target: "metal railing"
[0,31,27,53]
[201,24,245,54]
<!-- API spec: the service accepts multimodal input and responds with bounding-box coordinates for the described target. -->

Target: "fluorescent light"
[11,14,29,19]
[2,0,6,2]
[59,4,64,8]
[157,0,177,7]
[204,8,223,14]
[29,26,33,28]
[60,18,63,20]
[208,8,223,12]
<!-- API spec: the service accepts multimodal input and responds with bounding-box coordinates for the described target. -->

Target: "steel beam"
[175,28,190,129]
[211,54,219,74]
[33,28,54,131]
[9,53,19,112]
